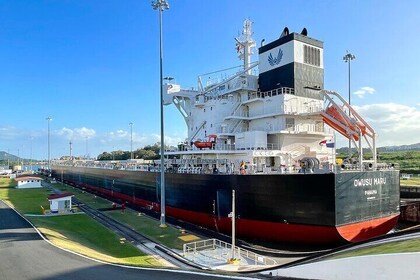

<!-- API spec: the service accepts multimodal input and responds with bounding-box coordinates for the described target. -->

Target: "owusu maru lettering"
[354,177,387,187]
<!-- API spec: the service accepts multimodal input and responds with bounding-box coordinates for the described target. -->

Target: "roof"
[15,176,43,181]
[48,192,74,200]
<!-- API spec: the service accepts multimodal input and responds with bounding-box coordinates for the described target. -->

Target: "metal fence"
[183,238,278,267]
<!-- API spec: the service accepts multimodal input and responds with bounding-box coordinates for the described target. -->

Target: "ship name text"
[353,177,387,187]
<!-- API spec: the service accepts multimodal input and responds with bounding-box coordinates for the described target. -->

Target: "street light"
[69,140,73,161]
[343,51,356,157]
[152,0,169,227]
[46,117,52,170]
[30,136,34,173]
[85,136,89,159]
[129,122,133,160]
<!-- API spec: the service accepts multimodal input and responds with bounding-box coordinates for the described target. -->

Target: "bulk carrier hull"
[51,166,400,244]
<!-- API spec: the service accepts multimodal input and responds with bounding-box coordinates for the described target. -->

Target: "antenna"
[234,19,256,74]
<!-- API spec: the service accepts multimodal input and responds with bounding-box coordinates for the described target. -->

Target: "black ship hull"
[52,166,400,244]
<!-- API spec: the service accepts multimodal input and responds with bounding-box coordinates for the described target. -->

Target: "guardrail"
[183,238,278,266]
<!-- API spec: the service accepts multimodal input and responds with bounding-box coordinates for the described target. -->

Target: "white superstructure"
[163,20,337,174]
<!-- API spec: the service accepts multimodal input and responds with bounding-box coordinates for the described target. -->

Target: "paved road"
[262,229,420,279]
[0,200,261,280]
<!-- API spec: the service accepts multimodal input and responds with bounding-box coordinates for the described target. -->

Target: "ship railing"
[198,63,259,95]
[246,87,294,102]
[177,167,202,174]
[214,143,236,151]
[164,158,230,165]
[183,238,278,267]
[266,143,281,150]
[228,105,323,119]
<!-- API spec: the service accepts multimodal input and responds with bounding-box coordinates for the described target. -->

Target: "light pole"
[343,51,355,157]
[129,122,133,160]
[152,0,169,227]
[46,117,52,170]
[69,140,73,160]
[85,136,89,159]
[30,137,34,173]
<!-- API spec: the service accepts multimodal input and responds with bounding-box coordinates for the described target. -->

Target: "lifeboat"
[322,106,366,140]
[193,134,217,149]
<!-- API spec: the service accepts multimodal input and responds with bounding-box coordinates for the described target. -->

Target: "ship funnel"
[301,27,308,36]
[280,27,289,38]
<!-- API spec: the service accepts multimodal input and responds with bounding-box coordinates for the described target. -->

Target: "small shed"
[48,192,74,214]
[16,176,43,189]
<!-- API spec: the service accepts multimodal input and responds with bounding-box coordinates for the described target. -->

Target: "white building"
[48,192,74,214]
[15,176,43,189]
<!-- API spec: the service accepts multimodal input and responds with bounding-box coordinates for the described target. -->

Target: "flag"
[326,141,335,148]
[319,140,327,145]
[319,139,335,148]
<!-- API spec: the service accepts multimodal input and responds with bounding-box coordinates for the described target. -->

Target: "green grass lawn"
[51,182,112,210]
[327,238,420,260]
[51,182,194,250]
[0,178,163,267]
[29,215,160,266]
[400,176,420,187]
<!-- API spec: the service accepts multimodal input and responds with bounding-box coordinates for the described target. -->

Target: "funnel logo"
[268,48,283,66]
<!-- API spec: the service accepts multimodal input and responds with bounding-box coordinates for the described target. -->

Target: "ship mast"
[235,19,256,74]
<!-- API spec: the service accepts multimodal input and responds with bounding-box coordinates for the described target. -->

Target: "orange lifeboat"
[193,134,217,149]
[322,106,366,141]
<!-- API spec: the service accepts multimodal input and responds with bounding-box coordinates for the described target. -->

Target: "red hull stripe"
[167,205,344,244]
[336,215,400,242]
[77,182,398,244]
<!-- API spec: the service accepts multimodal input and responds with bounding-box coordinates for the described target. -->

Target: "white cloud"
[0,126,20,140]
[352,103,420,146]
[99,130,184,151]
[57,127,96,140]
[353,86,376,98]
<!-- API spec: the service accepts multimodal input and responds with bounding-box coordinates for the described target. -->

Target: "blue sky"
[1,0,419,160]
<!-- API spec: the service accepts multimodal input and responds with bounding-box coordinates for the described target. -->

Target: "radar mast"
[235,19,256,74]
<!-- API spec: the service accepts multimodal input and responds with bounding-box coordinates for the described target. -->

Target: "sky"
[0,0,419,160]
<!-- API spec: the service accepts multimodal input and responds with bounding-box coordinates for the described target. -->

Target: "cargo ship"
[52,20,400,244]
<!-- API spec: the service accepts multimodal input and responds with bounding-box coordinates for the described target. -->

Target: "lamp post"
[129,122,133,160]
[343,51,355,157]
[69,140,73,160]
[30,137,34,173]
[152,0,169,227]
[85,136,89,159]
[46,117,52,170]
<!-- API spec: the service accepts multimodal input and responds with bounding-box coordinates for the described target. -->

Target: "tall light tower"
[152,0,169,227]
[129,122,133,160]
[343,51,356,157]
[69,140,73,160]
[46,117,52,170]
[30,136,34,173]
[85,136,89,159]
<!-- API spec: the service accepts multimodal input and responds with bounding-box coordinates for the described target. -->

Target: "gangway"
[183,238,278,270]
